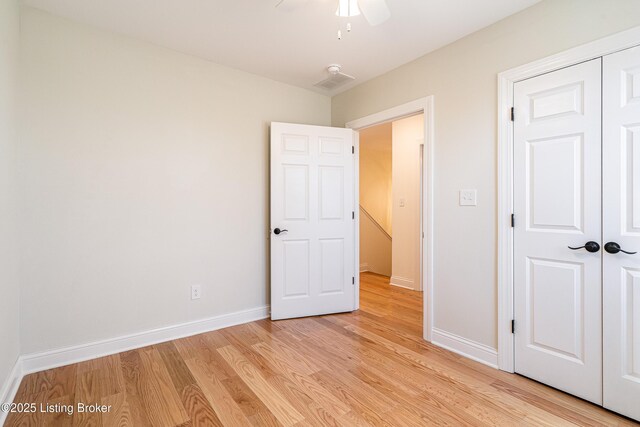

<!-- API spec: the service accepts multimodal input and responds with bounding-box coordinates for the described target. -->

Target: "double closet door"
[513,45,640,421]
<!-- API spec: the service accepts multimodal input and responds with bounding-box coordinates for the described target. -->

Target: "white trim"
[346,96,435,343]
[390,276,414,290]
[353,131,360,311]
[419,142,424,293]
[497,25,640,372]
[431,328,498,369]
[346,98,427,130]
[0,358,23,425]
[19,305,269,375]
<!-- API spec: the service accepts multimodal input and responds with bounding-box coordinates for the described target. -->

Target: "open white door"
[270,122,356,320]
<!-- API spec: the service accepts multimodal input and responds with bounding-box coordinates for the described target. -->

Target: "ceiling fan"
[275,0,391,26]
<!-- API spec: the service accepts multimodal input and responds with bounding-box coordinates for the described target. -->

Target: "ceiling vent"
[314,64,355,91]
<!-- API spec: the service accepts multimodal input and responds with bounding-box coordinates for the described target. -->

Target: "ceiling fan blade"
[358,0,390,26]
[275,0,308,12]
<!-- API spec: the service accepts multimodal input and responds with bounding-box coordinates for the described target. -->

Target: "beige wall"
[0,0,21,396]
[359,123,392,234]
[332,0,640,348]
[18,7,331,354]
[360,123,392,276]
[359,210,392,276]
[391,114,423,290]
[359,122,392,276]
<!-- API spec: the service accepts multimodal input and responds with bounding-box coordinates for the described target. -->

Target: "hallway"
[359,272,422,337]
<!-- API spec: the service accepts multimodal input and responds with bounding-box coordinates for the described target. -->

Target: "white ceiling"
[24,0,541,95]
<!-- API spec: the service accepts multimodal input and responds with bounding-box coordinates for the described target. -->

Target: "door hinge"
[352,211,355,219]
[352,276,355,285]
[510,107,515,122]
[511,214,515,228]
[511,319,515,334]
[352,146,355,154]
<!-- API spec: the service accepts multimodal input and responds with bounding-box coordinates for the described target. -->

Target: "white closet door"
[513,59,603,404]
[603,44,640,421]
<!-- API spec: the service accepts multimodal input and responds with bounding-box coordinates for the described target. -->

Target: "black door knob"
[604,242,637,255]
[568,241,600,253]
[273,228,288,235]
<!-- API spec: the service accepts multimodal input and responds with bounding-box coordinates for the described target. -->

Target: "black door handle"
[273,228,288,235]
[604,242,637,255]
[568,241,600,253]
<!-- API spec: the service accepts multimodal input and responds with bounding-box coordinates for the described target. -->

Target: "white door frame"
[497,26,640,372]
[346,96,435,342]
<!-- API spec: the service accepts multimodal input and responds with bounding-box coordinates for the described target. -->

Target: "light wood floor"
[6,272,637,426]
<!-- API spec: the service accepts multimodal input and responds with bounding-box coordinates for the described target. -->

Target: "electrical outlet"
[191,284,201,300]
[459,189,477,206]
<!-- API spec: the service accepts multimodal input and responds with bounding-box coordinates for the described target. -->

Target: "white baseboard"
[390,276,414,290]
[0,358,24,426]
[359,263,369,272]
[431,328,498,369]
[19,305,270,376]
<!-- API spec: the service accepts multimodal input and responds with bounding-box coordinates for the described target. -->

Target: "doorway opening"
[357,114,424,336]
[346,96,434,342]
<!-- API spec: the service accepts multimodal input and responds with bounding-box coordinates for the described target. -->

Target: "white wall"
[0,0,21,397]
[391,115,423,290]
[18,7,331,354]
[332,0,640,349]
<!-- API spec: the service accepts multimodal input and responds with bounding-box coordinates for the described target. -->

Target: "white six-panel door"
[603,45,640,421]
[513,59,603,404]
[270,122,355,320]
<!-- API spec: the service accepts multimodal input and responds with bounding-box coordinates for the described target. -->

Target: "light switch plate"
[459,189,477,206]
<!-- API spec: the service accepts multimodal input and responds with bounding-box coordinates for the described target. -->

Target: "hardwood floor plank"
[338,410,375,427]
[6,272,635,427]
[42,394,75,427]
[310,370,390,426]
[156,341,196,393]
[120,350,154,426]
[101,393,132,427]
[219,326,281,378]
[265,374,341,427]
[179,384,224,427]
[247,411,282,427]
[217,345,304,426]
[137,347,189,427]
[176,335,238,382]
[184,356,253,426]
[220,374,280,425]
[251,340,318,376]
[251,342,350,417]
[76,354,125,399]
[73,370,103,427]
[16,364,77,403]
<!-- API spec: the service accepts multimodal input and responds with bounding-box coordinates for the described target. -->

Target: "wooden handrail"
[359,205,392,241]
